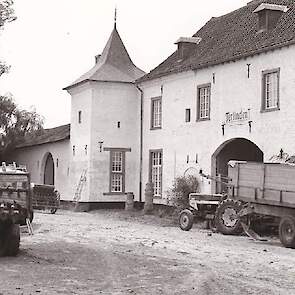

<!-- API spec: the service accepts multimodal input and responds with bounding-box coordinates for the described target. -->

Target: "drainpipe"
[136,84,144,203]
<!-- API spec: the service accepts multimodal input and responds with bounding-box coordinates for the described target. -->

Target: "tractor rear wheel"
[279,216,295,248]
[179,209,194,231]
[5,224,20,256]
[215,199,243,235]
[0,226,7,256]
[0,224,20,256]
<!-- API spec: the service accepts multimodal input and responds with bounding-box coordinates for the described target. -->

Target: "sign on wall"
[225,109,250,125]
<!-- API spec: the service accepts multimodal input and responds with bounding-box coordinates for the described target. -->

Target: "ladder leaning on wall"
[73,169,87,204]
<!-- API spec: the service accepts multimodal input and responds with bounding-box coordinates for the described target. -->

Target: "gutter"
[136,39,295,83]
[63,79,134,91]
[136,84,144,203]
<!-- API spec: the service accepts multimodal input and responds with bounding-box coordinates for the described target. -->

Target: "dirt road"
[1,210,295,295]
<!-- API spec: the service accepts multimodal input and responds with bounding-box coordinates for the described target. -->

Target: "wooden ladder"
[26,218,34,235]
[73,169,87,204]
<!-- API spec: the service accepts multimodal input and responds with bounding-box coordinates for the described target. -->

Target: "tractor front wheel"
[179,209,194,231]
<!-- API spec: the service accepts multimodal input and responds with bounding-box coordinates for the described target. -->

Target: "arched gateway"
[43,153,55,185]
[211,138,263,193]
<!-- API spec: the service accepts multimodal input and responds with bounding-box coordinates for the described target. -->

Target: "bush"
[167,175,199,211]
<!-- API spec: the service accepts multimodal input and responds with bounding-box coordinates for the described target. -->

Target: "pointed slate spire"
[64,21,145,90]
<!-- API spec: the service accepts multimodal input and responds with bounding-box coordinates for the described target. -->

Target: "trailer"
[215,161,295,248]
[179,161,295,248]
[31,184,60,214]
[0,163,33,256]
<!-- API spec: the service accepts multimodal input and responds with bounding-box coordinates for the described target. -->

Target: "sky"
[0,0,249,128]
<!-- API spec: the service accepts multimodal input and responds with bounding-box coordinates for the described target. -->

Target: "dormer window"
[253,3,289,32]
[175,37,202,60]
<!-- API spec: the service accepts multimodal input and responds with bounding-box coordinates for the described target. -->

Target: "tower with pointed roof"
[64,23,145,207]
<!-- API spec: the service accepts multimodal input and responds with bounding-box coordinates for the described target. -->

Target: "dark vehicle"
[0,163,33,256]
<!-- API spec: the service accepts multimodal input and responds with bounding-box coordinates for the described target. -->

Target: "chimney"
[175,37,202,60]
[253,3,289,32]
[95,54,101,64]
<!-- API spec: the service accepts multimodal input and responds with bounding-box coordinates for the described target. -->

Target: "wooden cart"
[215,161,295,248]
[31,184,60,214]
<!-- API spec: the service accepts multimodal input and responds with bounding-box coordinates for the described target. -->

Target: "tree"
[0,95,44,159]
[0,1,43,161]
[0,0,16,78]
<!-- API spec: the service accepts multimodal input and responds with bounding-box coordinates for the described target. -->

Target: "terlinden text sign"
[225,109,250,125]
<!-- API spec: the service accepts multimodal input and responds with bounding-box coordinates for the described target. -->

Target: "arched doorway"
[212,138,263,193]
[44,153,54,185]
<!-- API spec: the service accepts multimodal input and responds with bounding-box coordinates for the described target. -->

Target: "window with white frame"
[110,151,124,193]
[262,69,280,111]
[197,84,210,120]
[151,97,162,129]
[150,150,162,197]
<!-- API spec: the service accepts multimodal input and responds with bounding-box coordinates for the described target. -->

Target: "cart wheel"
[279,216,295,248]
[215,199,243,235]
[50,190,60,214]
[50,208,57,214]
[179,209,194,231]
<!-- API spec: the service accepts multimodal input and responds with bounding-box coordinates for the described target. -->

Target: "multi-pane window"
[151,97,162,129]
[150,150,162,197]
[197,84,210,120]
[110,151,124,193]
[262,69,279,111]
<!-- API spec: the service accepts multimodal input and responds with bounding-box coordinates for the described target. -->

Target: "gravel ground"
[1,209,295,295]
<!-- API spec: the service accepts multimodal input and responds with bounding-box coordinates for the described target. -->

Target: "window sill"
[196,117,210,122]
[260,107,280,113]
[150,126,162,130]
[153,196,162,199]
[103,192,126,196]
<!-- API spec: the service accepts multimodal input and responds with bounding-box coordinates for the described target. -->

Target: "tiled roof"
[16,124,70,148]
[64,27,145,89]
[137,0,295,83]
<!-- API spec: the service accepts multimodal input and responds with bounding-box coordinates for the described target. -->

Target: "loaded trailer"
[179,161,295,248]
[0,163,33,256]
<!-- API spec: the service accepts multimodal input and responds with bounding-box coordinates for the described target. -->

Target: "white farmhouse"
[10,0,295,208]
[137,0,295,204]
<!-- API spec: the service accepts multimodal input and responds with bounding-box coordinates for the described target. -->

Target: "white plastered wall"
[139,45,295,204]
